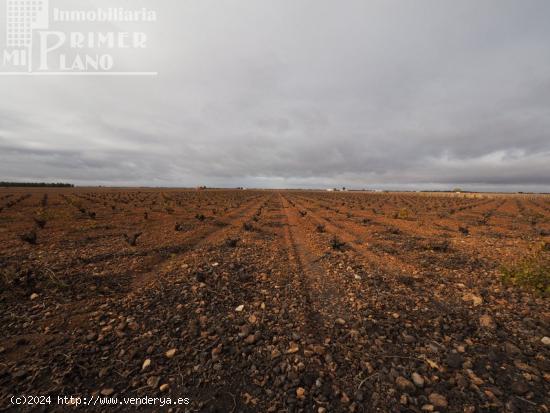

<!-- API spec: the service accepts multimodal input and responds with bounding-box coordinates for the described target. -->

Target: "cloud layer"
[1,0,549,191]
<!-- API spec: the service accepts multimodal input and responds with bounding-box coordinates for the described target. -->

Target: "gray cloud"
[1,0,549,191]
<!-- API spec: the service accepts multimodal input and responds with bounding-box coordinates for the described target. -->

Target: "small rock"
[142,359,151,371]
[340,392,350,404]
[159,383,170,392]
[466,369,484,385]
[244,334,257,344]
[147,376,160,388]
[296,387,306,399]
[412,372,424,388]
[100,388,114,396]
[165,348,177,358]
[235,305,244,312]
[479,314,496,329]
[395,376,415,393]
[286,342,299,354]
[462,293,483,306]
[504,342,521,355]
[541,336,550,346]
[239,324,251,337]
[30,293,39,301]
[428,393,448,409]
[86,332,97,342]
[313,345,325,355]
[335,318,346,325]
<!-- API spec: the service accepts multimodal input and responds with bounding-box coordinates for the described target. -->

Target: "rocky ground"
[0,189,548,412]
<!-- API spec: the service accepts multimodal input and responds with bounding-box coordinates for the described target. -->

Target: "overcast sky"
[1,0,549,191]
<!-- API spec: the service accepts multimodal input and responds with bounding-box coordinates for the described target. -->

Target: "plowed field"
[1,188,548,412]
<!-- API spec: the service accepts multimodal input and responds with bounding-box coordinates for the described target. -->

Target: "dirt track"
[0,189,548,412]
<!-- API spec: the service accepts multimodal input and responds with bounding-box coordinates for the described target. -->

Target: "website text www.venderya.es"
[10,395,190,408]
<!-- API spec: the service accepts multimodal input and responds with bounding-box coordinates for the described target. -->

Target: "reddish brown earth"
[0,188,548,412]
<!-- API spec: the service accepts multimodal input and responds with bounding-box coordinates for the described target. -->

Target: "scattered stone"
[30,293,39,301]
[239,324,251,337]
[504,342,521,355]
[313,345,325,355]
[142,359,151,371]
[467,369,484,386]
[296,387,305,399]
[286,342,299,354]
[340,392,350,404]
[85,332,97,342]
[235,305,244,312]
[165,348,177,358]
[428,393,448,409]
[541,336,550,346]
[479,314,496,329]
[100,388,114,396]
[159,383,170,392]
[335,318,346,325]
[411,372,424,388]
[395,376,415,393]
[462,293,483,306]
[147,376,160,388]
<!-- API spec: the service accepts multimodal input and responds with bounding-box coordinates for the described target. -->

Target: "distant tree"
[0,182,73,188]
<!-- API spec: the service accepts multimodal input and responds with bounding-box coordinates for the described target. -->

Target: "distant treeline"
[0,182,74,188]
